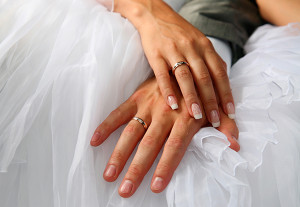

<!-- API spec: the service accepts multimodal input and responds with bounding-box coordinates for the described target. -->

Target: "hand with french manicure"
[90,76,239,198]
[113,0,236,127]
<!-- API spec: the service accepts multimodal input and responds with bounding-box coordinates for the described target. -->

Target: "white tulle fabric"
[97,0,114,11]
[0,0,300,206]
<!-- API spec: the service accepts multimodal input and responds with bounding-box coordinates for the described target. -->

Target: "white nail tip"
[228,114,236,119]
[212,122,220,128]
[194,113,202,120]
[194,114,202,120]
[191,103,202,120]
[171,104,178,110]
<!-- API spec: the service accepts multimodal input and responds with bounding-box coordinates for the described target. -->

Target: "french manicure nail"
[104,165,116,178]
[211,110,220,128]
[152,177,164,191]
[91,132,102,143]
[168,96,178,110]
[227,102,236,119]
[120,180,133,194]
[192,103,202,120]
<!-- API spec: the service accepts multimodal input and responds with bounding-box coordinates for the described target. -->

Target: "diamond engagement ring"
[172,61,190,75]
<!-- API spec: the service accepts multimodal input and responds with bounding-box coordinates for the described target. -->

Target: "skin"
[90,0,300,198]
[112,0,236,126]
[91,77,239,198]
[256,0,300,26]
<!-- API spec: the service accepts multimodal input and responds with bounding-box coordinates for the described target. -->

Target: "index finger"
[90,99,137,146]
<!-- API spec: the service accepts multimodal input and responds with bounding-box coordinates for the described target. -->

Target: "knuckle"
[155,71,169,81]
[110,149,125,164]
[99,122,110,134]
[180,37,194,48]
[167,40,178,51]
[184,92,197,104]
[200,37,213,49]
[131,90,145,103]
[204,97,217,107]
[193,58,205,67]
[128,163,144,177]
[157,162,171,174]
[151,49,162,59]
[222,91,233,101]
[176,68,191,79]
[197,73,212,86]
[123,124,137,135]
[165,137,186,151]
[110,108,122,118]
[215,69,228,80]
[140,135,159,148]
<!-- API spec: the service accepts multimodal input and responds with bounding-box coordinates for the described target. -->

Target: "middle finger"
[187,55,220,128]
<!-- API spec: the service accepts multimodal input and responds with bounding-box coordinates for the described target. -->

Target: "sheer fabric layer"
[0,0,300,206]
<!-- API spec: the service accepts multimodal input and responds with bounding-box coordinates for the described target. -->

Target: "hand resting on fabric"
[90,76,239,198]
[112,0,236,127]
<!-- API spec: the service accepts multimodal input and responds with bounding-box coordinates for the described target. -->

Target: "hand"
[113,0,235,127]
[90,77,239,198]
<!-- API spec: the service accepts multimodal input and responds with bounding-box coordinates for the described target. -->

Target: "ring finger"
[168,55,203,120]
[103,114,151,182]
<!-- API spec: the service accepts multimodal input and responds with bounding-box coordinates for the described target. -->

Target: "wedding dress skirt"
[0,0,300,206]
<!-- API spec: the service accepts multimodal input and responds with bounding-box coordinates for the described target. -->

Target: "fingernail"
[168,96,178,110]
[104,165,116,178]
[120,180,133,194]
[227,102,235,119]
[210,110,220,128]
[191,103,202,120]
[152,177,164,191]
[91,132,102,143]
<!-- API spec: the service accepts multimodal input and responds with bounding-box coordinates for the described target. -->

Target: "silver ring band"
[132,117,148,130]
[172,61,190,75]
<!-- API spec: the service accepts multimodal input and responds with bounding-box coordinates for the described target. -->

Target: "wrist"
[114,0,174,30]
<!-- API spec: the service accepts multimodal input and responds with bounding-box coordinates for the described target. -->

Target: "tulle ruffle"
[165,23,300,207]
[0,0,300,205]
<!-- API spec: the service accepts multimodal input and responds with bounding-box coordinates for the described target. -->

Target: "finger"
[150,118,200,193]
[90,99,137,146]
[217,107,240,152]
[103,114,150,182]
[151,57,179,110]
[202,38,235,119]
[186,55,220,127]
[118,120,172,198]
[168,56,203,120]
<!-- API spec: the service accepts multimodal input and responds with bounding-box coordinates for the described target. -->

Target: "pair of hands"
[113,0,236,125]
[91,0,239,198]
[90,76,239,198]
